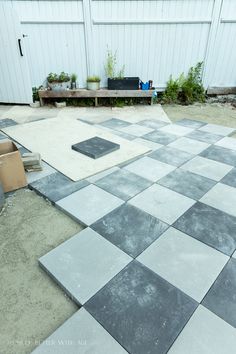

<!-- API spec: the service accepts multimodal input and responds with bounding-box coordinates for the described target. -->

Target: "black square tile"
[200,145,236,166]
[0,118,18,129]
[186,130,222,144]
[95,169,152,201]
[149,146,194,167]
[91,204,168,257]
[174,202,236,256]
[176,118,206,129]
[221,168,236,188]
[72,136,120,159]
[158,169,216,200]
[143,130,178,145]
[29,172,89,203]
[202,259,236,328]
[85,261,197,354]
[100,118,131,130]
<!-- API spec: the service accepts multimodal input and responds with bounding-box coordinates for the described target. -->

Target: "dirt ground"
[0,189,83,354]
[163,103,236,138]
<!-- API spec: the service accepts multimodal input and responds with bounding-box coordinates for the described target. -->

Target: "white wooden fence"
[0,0,236,103]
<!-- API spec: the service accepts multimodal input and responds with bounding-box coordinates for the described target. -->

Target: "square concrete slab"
[99,118,131,130]
[138,228,228,302]
[137,119,168,129]
[200,183,236,218]
[168,306,236,354]
[221,168,236,188]
[199,123,234,136]
[215,136,236,151]
[181,155,233,181]
[118,124,154,137]
[200,145,236,167]
[174,202,236,256]
[95,169,152,201]
[186,129,222,144]
[175,118,206,129]
[134,137,163,151]
[158,169,216,200]
[149,146,194,167]
[72,136,120,159]
[168,137,210,155]
[202,259,236,328]
[39,228,131,305]
[85,261,197,354]
[159,124,194,136]
[124,156,176,182]
[32,308,128,353]
[129,184,195,224]
[26,161,56,184]
[56,184,124,225]
[91,204,168,258]
[143,130,178,145]
[29,172,89,203]
[0,118,17,128]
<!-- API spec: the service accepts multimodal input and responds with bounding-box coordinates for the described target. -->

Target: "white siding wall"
[8,0,236,91]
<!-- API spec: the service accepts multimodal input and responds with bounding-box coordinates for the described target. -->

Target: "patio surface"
[1,108,236,353]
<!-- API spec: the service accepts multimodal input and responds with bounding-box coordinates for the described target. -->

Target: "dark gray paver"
[137,119,168,129]
[149,146,194,167]
[158,169,216,200]
[221,168,236,188]
[85,260,197,354]
[200,145,236,166]
[175,118,206,129]
[29,172,89,203]
[143,130,178,145]
[72,136,120,159]
[99,118,131,130]
[202,259,236,328]
[95,169,152,201]
[0,118,17,128]
[174,202,236,256]
[0,133,7,140]
[91,204,168,257]
[186,130,222,144]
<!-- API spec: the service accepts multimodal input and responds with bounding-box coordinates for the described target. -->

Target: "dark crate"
[108,77,140,90]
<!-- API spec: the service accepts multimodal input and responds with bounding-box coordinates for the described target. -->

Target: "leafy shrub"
[47,72,70,83]
[162,62,206,105]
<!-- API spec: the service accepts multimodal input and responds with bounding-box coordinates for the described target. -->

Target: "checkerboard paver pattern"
[30,118,236,353]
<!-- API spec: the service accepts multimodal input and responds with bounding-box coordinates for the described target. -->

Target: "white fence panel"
[0,0,235,103]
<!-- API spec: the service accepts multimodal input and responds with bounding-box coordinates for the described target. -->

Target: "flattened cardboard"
[0,140,27,192]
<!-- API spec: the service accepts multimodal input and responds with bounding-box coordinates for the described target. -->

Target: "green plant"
[32,86,40,102]
[104,49,125,79]
[162,62,206,105]
[58,72,70,82]
[87,76,101,82]
[47,72,70,83]
[47,73,58,83]
[71,73,77,82]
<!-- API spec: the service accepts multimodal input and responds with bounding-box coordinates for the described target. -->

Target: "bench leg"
[95,97,98,107]
[39,97,44,106]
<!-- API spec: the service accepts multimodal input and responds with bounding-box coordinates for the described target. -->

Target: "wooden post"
[95,97,98,107]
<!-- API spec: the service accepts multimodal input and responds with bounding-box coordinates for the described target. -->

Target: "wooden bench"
[38,89,155,107]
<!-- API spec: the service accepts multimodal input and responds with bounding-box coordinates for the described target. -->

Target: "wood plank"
[38,89,154,98]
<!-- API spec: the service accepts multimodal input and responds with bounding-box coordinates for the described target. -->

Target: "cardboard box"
[0,140,27,192]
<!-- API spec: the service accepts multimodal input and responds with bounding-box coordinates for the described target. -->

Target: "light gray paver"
[118,124,154,137]
[129,184,195,224]
[39,228,131,305]
[199,123,235,136]
[32,308,128,353]
[159,124,194,136]
[124,156,176,182]
[56,184,124,225]
[168,137,210,154]
[138,228,228,302]
[215,137,236,151]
